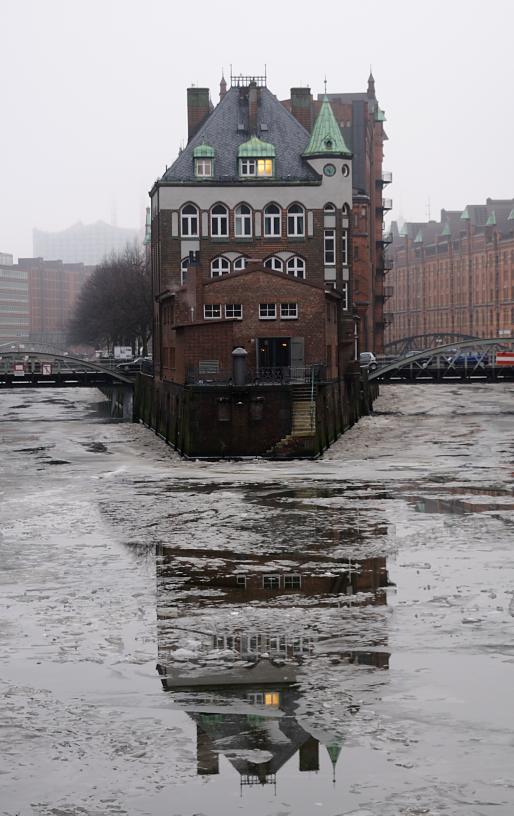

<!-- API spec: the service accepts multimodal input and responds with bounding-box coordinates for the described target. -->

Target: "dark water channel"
[1,385,514,816]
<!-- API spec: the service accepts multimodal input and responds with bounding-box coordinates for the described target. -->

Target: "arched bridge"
[0,345,133,387]
[370,338,514,382]
[384,333,481,356]
[0,344,138,418]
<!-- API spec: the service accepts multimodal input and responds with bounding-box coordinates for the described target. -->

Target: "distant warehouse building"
[33,220,140,266]
[386,198,514,348]
[0,264,30,344]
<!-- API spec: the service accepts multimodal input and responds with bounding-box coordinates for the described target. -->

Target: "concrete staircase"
[267,384,317,457]
[290,385,316,436]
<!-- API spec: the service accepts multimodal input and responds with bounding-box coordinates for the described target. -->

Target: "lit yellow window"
[257,159,273,177]
[264,691,280,706]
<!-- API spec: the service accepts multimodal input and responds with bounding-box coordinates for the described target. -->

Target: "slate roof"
[391,198,514,245]
[162,87,319,184]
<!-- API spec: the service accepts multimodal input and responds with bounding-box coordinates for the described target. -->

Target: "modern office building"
[33,220,140,266]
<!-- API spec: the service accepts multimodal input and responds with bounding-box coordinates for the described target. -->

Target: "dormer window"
[238,137,275,178]
[193,144,214,178]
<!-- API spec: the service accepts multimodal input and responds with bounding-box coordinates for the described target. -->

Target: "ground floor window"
[204,304,221,319]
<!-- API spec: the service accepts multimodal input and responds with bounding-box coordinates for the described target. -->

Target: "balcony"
[383,312,394,326]
[378,231,393,247]
[383,256,394,271]
[382,198,393,211]
[384,286,394,300]
[382,170,392,185]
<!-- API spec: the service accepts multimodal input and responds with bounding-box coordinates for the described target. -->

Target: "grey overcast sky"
[1,0,513,260]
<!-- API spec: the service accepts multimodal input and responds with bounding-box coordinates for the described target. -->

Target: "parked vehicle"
[449,351,489,367]
[359,351,378,371]
[116,357,153,374]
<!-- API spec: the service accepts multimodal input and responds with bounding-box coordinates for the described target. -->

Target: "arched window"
[233,256,247,271]
[211,256,230,277]
[342,203,350,215]
[286,256,306,279]
[235,204,252,237]
[211,204,229,237]
[263,203,281,237]
[324,202,336,213]
[181,204,199,237]
[180,257,189,285]
[264,256,283,272]
[287,204,304,237]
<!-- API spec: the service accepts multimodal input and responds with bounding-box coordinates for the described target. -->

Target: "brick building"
[0,257,93,347]
[282,73,391,354]
[152,75,354,383]
[386,198,514,347]
[144,74,380,457]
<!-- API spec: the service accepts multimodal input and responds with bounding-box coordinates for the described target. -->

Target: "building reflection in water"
[155,533,391,791]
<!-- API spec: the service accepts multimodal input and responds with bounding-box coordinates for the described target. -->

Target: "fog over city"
[1,0,513,260]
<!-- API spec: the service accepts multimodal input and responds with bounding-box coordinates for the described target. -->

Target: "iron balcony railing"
[382,198,393,211]
[384,286,394,299]
[383,313,394,326]
[185,364,325,385]
[383,256,394,271]
[382,170,393,185]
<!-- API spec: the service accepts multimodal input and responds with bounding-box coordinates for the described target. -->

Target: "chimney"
[248,81,259,134]
[290,87,313,132]
[187,87,211,143]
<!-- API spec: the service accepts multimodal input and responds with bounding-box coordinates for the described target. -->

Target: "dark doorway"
[258,337,290,368]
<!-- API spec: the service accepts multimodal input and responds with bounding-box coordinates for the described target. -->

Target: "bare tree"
[68,243,152,355]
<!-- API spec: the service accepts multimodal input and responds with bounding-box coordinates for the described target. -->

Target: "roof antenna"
[324,75,328,94]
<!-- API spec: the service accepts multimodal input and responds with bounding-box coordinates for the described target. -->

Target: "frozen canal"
[1,383,514,816]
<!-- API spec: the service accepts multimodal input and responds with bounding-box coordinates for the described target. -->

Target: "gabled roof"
[162,87,319,184]
[303,96,351,158]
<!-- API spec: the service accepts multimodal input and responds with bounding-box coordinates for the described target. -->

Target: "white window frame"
[341,230,348,265]
[211,256,230,278]
[341,281,349,310]
[284,575,301,589]
[195,158,213,178]
[262,575,280,589]
[264,256,283,272]
[324,229,336,265]
[280,303,298,320]
[210,204,229,237]
[286,257,305,279]
[180,204,199,237]
[324,202,336,213]
[257,159,273,177]
[180,257,189,285]
[233,256,247,271]
[225,303,243,319]
[259,303,277,320]
[240,158,256,176]
[204,304,222,319]
[235,204,252,237]
[263,204,281,237]
[287,204,305,237]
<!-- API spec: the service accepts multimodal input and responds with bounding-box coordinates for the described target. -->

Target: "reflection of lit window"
[284,575,301,589]
[262,575,280,589]
[264,691,280,706]
[236,574,247,586]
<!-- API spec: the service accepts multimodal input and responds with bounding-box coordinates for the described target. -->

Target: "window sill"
[280,316,298,320]
[287,236,306,242]
[259,316,277,320]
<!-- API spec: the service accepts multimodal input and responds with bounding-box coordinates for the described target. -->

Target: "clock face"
[323,163,336,177]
